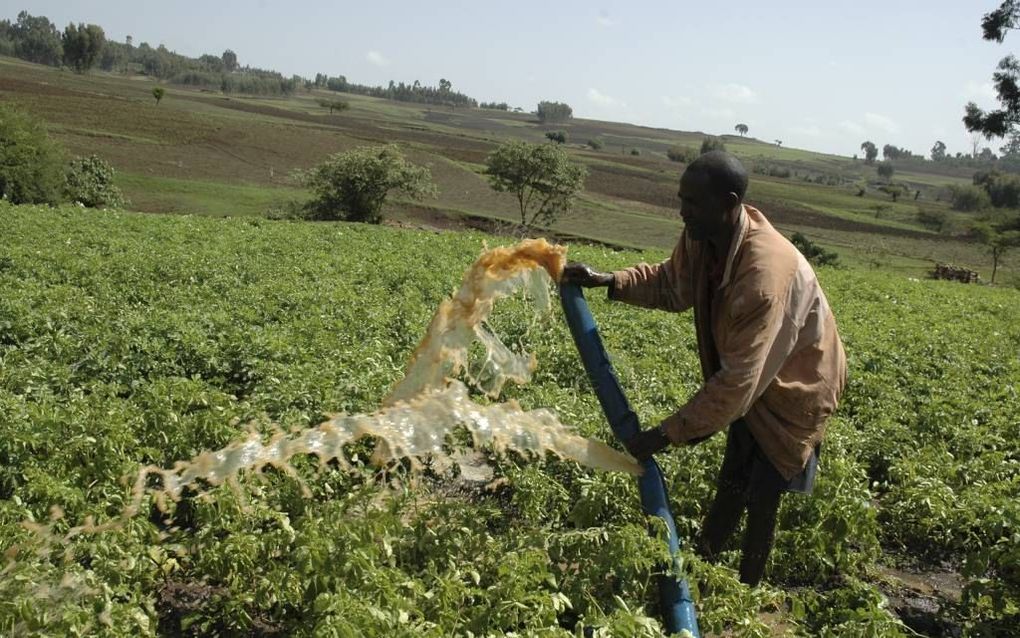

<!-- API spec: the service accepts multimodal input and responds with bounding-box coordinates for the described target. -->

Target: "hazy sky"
[3,1,1011,157]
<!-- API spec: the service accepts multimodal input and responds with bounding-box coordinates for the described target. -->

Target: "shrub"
[586,138,604,151]
[949,184,991,211]
[791,232,839,267]
[916,208,949,233]
[544,130,567,144]
[298,145,437,223]
[629,148,640,156]
[666,146,697,163]
[0,103,65,204]
[700,137,726,154]
[64,155,126,208]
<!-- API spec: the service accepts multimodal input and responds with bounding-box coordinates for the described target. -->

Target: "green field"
[1,55,1015,283]
[1,205,1018,636]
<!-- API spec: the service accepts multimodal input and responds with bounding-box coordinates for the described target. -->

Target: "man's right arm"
[590,237,694,312]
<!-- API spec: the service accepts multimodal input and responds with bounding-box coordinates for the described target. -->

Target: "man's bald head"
[677,151,748,243]
[684,151,748,202]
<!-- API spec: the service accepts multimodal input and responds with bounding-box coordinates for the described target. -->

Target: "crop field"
[1,55,1015,282]
[1,205,1017,636]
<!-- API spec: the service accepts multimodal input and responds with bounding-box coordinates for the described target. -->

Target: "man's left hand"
[624,426,671,461]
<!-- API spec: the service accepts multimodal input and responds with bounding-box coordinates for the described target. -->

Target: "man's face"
[678,170,729,242]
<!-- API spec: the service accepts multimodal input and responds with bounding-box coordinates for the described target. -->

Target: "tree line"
[310,74,478,108]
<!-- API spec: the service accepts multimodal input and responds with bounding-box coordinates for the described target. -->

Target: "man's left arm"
[662,286,800,444]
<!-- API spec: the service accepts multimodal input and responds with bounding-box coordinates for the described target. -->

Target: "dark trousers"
[697,420,816,586]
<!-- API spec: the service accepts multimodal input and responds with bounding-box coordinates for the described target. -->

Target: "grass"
[118,173,305,217]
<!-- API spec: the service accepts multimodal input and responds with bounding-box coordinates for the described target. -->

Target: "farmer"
[562,151,847,586]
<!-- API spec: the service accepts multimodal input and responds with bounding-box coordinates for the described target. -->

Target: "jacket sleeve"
[661,281,799,444]
[608,234,693,313]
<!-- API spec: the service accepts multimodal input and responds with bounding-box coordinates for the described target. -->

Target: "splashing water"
[133,238,639,512]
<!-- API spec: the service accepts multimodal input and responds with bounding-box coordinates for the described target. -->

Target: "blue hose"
[559,283,700,637]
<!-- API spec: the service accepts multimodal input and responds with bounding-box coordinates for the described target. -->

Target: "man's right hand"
[561,261,614,288]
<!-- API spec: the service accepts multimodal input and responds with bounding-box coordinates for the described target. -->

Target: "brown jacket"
[610,205,847,479]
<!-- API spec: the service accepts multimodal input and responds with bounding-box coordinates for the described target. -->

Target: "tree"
[438,78,452,94]
[536,101,573,123]
[318,99,349,114]
[299,145,436,223]
[774,139,783,147]
[0,103,66,204]
[587,138,604,151]
[876,161,895,180]
[222,49,238,72]
[700,137,726,154]
[735,123,749,136]
[972,222,1020,283]
[931,140,947,161]
[949,184,992,211]
[11,11,62,66]
[64,155,126,208]
[878,183,905,201]
[861,141,878,164]
[61,22,105,73]
[964,2,1020,138]
[152,86,165,105]
[545,130,567,144]
[484,140,587,228]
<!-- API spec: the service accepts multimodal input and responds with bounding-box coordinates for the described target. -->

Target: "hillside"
[1,205,1018,635]
[1,55,1015,282]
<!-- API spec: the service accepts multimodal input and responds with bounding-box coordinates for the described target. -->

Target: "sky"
[2,0,1012,157]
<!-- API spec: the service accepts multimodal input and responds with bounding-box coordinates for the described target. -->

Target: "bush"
[0,103,65,204]
[666,146,697,163]
[545,130,567,144]
[298,145,436,223]
[700,137,726,154]
[586,138,603,151]
[629,148,640,156]
[916,208,949,233]
[64,155,126,208]
[876,161,894,180]
[791,232,839,267]
[949,184,991,211]
[751,163,792,178]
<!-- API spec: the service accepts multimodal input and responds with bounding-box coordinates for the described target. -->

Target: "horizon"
[2,1,1011,159]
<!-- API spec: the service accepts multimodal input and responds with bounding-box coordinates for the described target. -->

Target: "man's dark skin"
[562,153,746,461]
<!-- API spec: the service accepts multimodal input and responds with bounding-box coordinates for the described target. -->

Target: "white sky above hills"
[6,0,1011,158]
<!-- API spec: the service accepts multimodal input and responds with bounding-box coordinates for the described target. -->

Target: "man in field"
[562,151,847,586]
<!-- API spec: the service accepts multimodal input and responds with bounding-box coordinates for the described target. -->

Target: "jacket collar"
[718,204,749,290]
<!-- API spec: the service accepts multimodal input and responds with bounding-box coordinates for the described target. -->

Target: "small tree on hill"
[152,86,165,105]
[700,137,726,154]
[299,145,437,223]
[735,123,749,136]
[791,232,840,266]
[876,161,895,180]
[0,103,65,204]
[222,49,238,72]
[536,101,573,123]
[319,99,349,114]
[61,22,105,73]
[972,221,1020,283]
[861,141,878,164]
[931,140,947,161]
[484,140,587,228]
[587,138,604,151]
[545,130,567,144]
[64,155,126,208]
